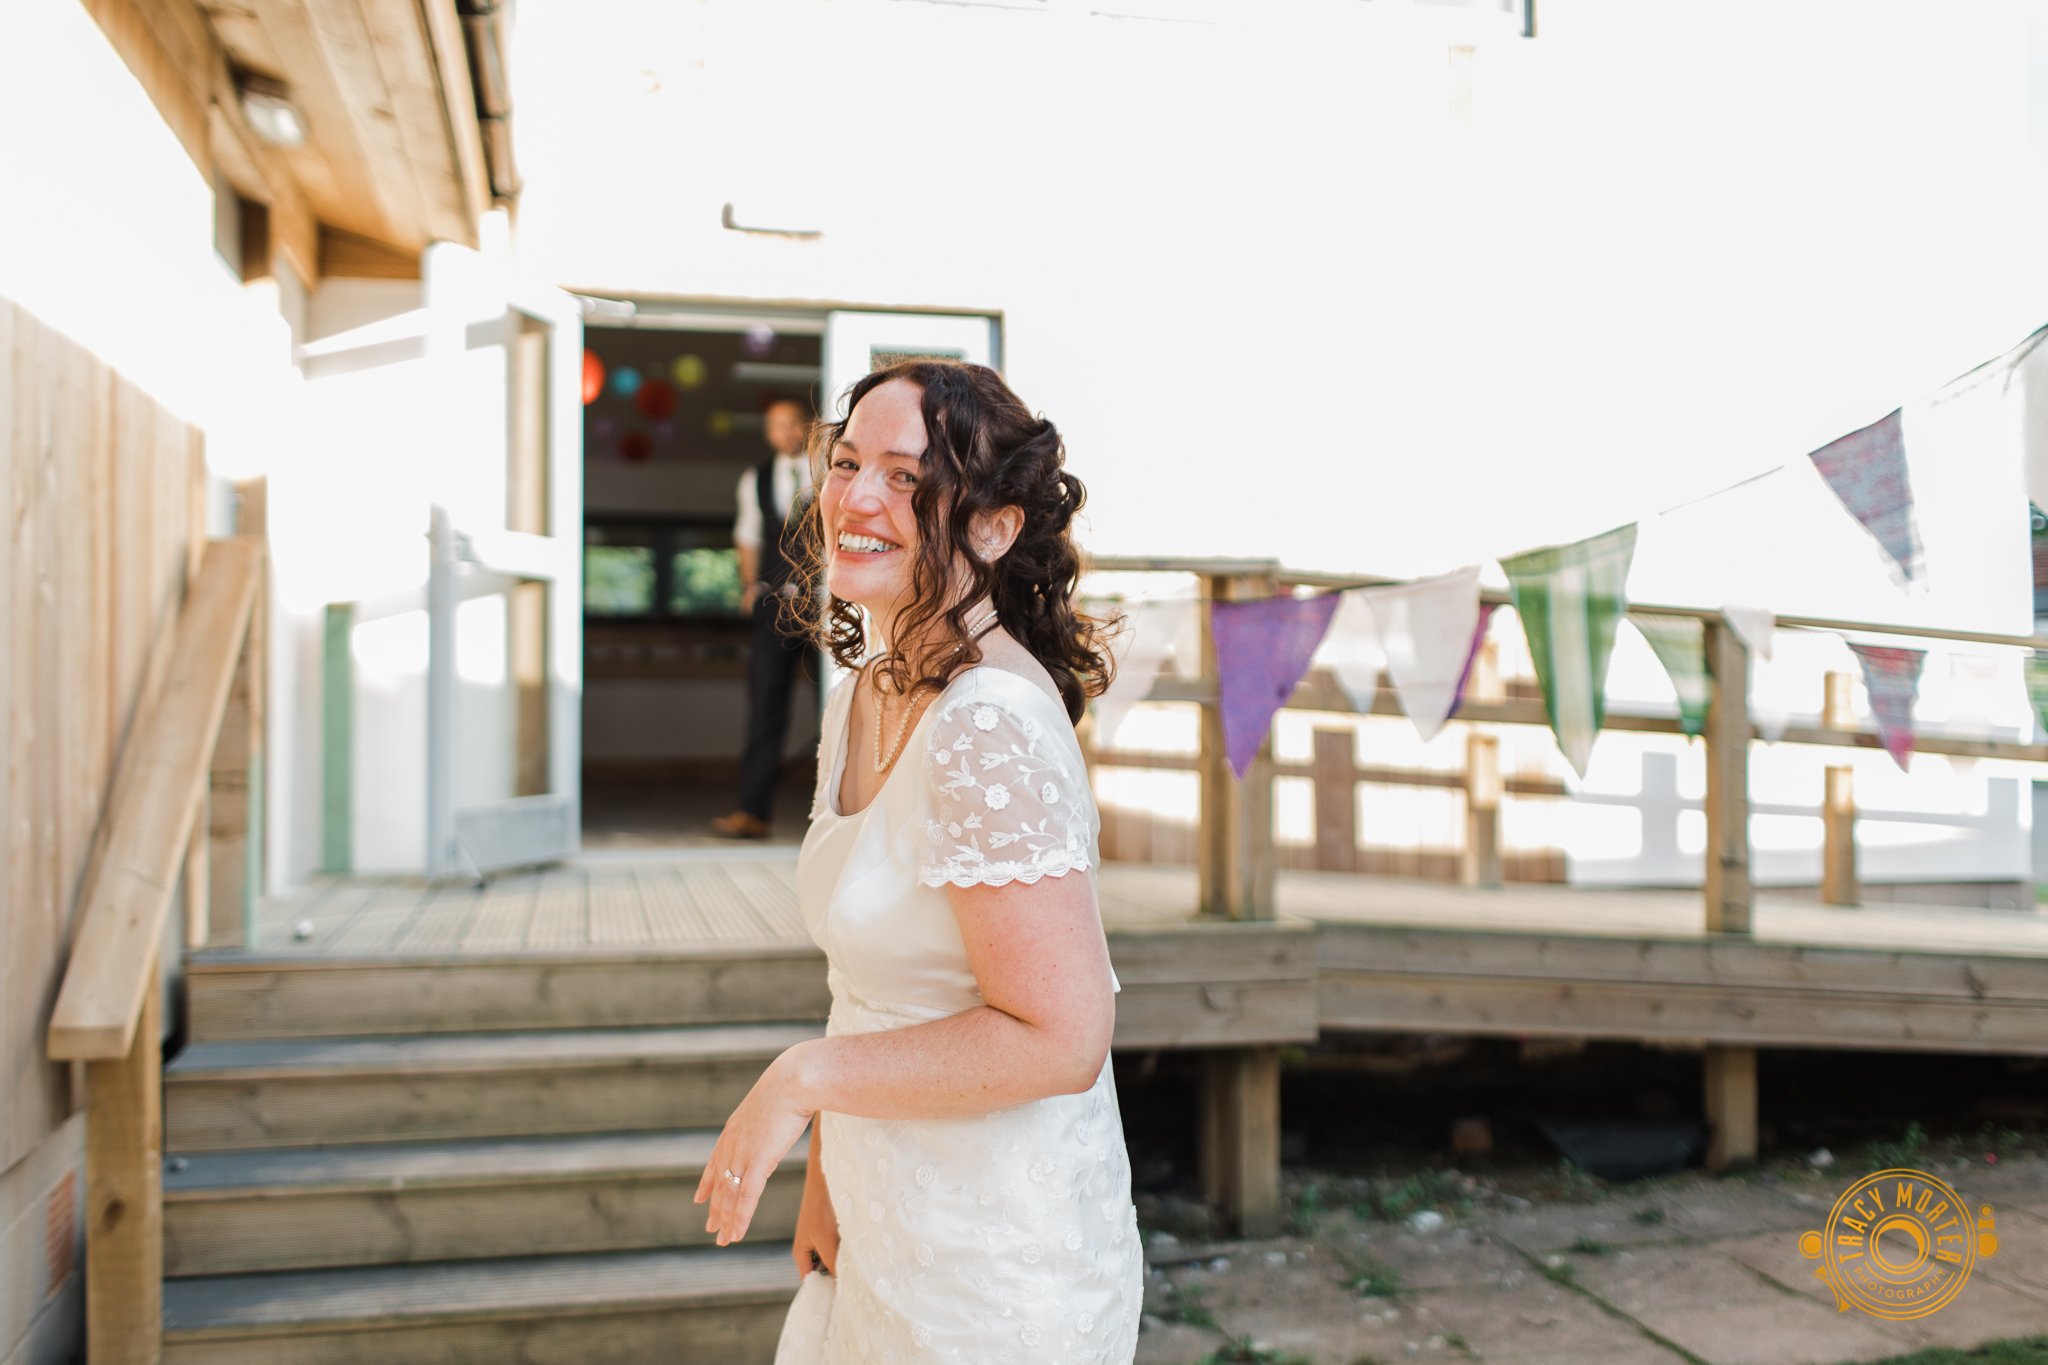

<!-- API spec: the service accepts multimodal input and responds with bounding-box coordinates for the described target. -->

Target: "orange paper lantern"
[581,349,605,405]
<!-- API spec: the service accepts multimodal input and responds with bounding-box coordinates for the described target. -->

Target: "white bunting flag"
[1092,597,1200,746]
[1350,566,1485,744]
[1720,605,1776,663]
[1315,590,1387,718]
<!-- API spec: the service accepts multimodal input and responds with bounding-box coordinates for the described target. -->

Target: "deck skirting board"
[1318,971,2048,1053]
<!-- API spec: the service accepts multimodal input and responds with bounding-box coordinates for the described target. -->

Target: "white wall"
[516,0,2040,636]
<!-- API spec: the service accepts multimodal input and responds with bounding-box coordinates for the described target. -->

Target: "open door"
[821,311,999,418]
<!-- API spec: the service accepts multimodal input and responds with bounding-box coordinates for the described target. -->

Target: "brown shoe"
[710,811,771,840]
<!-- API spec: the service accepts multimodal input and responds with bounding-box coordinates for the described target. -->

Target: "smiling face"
[820,378,930,630]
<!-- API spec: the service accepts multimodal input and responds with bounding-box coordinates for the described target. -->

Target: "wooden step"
[162,1244,798,1365]
[186,945,830,1042]
[164,1130,808,1275]
[164,1024,824,1151]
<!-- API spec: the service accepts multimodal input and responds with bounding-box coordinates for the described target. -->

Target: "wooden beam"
[84,961,162,1365]
[1198,573,1279,921]
[1703,619,1752,935]
[1310,728,1356,873]
[1703,1044,1757,1171]
[49,539,261,1061]
[318,225,420,279]
[417,0,492,228]
[1200,1047,1281,1238]
[1462,731,1502,889]
[79,0,213,172]
[1823,766,1858,907]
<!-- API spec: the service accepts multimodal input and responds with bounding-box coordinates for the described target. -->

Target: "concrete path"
[1136,1159,2048,1365]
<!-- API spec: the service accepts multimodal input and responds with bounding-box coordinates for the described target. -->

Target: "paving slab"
[1489,1183,1811,1255]
[1716,1226,2048,1353]
[1411,1278,1685,1365]
[1342,1226,1532,1292]
[1568,1242,1902,1365]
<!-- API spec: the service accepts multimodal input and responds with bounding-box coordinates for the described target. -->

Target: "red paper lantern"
[581,349,605,405]
[634,377,678,420]
[617,429,654,463]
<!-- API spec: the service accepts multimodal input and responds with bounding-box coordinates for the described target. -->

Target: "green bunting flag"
[2027,654,2048,736]
[1632,615,1712,737]
[1500,524,1639,777]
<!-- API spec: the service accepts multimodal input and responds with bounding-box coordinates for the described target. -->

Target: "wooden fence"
[2,298,206,1178]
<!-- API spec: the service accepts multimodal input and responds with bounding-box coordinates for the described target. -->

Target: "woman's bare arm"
[695,869,1116,1243]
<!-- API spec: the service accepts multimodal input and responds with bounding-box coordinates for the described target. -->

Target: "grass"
[1837,1338,2048,1365]
[1167,1283,1217,1330]
[1194,1338,1315,1365]
[1335,1245,1402,1298]
[1570,1234,1613,1256]
[1851,1120,2032,1177]
[1631,1206,1667,1226]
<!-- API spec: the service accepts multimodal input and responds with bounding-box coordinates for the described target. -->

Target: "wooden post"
[321,602,354,874]
[1311,727,1356,873]
[1823,766,1858,907]
[1820,671,1858,906]
[85,960,162,1365]
[1199,1047,1281,1237]
[1703,1044,1758,1171]
[1702,618,1752,935]
[1198,572,1278,920]
[182,795,208,949]
[1462,731,1503,889]
[208,480,267,946]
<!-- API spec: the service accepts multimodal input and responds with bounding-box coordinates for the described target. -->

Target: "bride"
[694,359,1143,1363]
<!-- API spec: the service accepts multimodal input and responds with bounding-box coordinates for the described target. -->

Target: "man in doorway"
[712,397,815,839]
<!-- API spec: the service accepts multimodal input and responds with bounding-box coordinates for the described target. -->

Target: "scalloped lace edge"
[916,853,1092,889]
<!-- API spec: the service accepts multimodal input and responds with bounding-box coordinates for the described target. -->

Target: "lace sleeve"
[918,693,1092,889]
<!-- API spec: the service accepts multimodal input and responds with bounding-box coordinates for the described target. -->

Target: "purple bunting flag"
[1212,594,1342,779]
[1446,604,1500,721]
[1808,409,1925,587]
[1848,642,1925,770]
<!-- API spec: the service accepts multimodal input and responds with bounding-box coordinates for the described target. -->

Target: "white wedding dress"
[774,665,1143,1365]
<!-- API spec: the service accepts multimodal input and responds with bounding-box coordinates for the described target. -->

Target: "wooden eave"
[82,0,494,281]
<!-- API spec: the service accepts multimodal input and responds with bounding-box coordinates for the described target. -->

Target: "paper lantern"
[618,429,654,463]
[742,323,776,357]
[635,378,678,420]
[581,349,605,405]
[707,409,734,438]
[591,415,615,441]
[611,365,643,397]
[671,354,707,390]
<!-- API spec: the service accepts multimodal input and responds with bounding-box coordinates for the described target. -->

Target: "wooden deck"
[242,854,2048,1058]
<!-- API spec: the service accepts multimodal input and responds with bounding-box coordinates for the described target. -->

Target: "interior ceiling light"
[239,77,306,147]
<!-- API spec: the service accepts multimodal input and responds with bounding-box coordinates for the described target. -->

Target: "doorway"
[576,299,1003,847]
[579,306,824,846]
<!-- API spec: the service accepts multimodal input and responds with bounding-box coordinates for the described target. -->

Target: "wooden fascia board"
[81,0,321,285]
[79,0,214,172]
[417,0,490,236]
[48,538,262,1061]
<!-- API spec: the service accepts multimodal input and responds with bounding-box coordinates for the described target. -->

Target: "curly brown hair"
[784,359,1115,724]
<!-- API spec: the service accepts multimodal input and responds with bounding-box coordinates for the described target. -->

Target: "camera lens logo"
[1797,1170,1998,1320]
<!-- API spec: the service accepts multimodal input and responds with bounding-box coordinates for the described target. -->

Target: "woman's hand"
[790,1122,839,1277]
[695,1044,816,1246]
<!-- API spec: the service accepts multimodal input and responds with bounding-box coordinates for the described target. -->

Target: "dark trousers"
[737,597,812,820]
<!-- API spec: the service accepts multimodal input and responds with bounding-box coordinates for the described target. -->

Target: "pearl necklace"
[871,606,1000,774]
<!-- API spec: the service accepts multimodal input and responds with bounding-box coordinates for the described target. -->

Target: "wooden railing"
[1086,554,2048,1176]
[46,532,266,1365]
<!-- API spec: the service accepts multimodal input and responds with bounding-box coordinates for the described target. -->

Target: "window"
[585,520,744,619]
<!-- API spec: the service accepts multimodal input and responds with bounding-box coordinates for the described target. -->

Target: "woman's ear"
[969,506,1024,564]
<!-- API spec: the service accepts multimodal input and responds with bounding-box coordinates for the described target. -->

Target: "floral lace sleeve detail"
[918,692,1091,889]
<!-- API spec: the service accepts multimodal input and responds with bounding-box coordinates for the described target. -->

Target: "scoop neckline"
[823,665,1055,822]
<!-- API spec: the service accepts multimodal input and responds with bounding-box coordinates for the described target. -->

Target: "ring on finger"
[723,1168,743,1188]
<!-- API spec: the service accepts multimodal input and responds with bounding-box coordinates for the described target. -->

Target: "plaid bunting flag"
[1500,524,1638,777]
[1632,614,1712,736]
[2025,654,2048,737]
[1849,642,1925,769]
[1808,409,1925,587]
[1212,594,1341,779]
